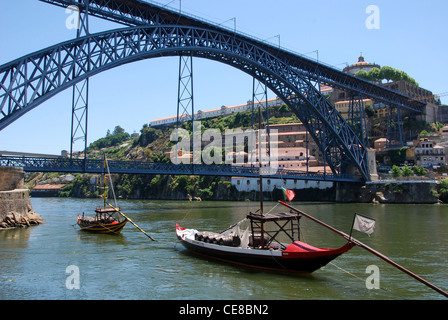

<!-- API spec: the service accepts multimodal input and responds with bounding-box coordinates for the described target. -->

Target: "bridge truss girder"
[0,25,370,180]
[39,0,427,114]
[0,155,359,182]
[70,0,90,160]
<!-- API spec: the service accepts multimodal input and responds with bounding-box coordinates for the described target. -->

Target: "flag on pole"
[352,213,376,236]
[282,187,296,202]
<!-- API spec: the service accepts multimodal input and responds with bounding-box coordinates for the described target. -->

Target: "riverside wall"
[334,180,440,204]
[0,167,43,229]
[25,167,441,204]
[233,177,440,204]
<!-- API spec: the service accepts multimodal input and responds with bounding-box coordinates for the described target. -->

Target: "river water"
[0,198,447,300]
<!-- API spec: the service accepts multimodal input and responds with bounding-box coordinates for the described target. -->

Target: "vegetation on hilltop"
[88,125,130,151]
[355,66,419,86]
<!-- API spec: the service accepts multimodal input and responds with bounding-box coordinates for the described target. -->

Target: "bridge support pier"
[70,0,90,159]
[177,54,195,125]
[386,106,405,148]
[367,148,378,181]
[348,93,368,146]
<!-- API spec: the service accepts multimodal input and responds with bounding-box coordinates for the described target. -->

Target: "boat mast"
[103,154,107,210]
[258,105,263,215]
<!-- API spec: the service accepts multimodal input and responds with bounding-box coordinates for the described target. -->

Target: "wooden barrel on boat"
[249,233,270,247]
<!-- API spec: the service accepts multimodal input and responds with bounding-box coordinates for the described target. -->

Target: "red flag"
[282,187,295,201]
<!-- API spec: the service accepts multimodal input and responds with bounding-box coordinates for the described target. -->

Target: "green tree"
[380,66,395,82]
[439,179,448,203]
[355,69,369,81]
[368,67,381,82]
[391,165,402,178]
[278,104,289,114]
[401,165,413,177]
[113,125,126,135]
[88,126,130,150]
[419,130,430,138]
[136,127,161,147]
[356,66,418,86]
[152,154,170,163]
[413,165,427,176]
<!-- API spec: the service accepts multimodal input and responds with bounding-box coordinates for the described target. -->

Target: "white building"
[414,138,446,168]
[150,97,284,127]
[231,177,333,193]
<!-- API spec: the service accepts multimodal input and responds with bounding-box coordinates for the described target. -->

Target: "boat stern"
[176,223,197,241]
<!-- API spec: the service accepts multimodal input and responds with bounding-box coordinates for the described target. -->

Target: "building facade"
[414,138,446,168]
[343,55,381,75]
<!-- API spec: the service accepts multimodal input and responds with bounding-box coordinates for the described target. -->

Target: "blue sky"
[0,0,447,154]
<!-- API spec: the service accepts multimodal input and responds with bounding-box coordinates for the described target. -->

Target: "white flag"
[353,214,376,236]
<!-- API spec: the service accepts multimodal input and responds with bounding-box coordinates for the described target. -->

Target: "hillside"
[27,104,294,201]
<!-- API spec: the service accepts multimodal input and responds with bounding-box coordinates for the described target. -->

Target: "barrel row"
[195,232,241,247]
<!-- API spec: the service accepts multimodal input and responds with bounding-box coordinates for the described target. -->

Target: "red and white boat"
[176,110,354,273]
[176,203,354,273]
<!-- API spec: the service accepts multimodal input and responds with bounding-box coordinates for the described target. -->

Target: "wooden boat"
[77,208,127,234]
[176,105,354,273]
[176,207,354,273]
[77,156,127,235]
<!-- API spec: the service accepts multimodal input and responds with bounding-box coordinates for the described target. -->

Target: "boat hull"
[78,218,127,234]
[176,225,353,273]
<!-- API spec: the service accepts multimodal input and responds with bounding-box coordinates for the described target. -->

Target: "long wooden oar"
[106,202,156,241]
[279,201,448,299]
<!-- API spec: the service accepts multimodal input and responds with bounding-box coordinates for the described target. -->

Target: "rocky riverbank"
[334,180,440,204]
[28,169,442,205]
[0,167,43,229]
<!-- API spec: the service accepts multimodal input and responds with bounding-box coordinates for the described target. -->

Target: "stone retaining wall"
[0,167,43,229]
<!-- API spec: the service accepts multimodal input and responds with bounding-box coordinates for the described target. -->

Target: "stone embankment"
[335,180,440,204]
[0,167,43,229]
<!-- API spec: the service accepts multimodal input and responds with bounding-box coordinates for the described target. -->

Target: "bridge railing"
[0,155,361,182]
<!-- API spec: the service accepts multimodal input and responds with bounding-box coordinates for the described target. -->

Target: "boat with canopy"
[175,101,448,297]
[176,204,354,273]
[175,103,354,272]
[77,156,127,234]
[77,207,127,234]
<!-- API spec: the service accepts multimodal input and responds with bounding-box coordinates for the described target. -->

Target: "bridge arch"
[0,25,369,180]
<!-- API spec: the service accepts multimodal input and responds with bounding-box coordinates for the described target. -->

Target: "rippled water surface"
[1,198,447,300]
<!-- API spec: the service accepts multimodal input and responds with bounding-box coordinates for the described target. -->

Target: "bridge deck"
[0,156,361,182]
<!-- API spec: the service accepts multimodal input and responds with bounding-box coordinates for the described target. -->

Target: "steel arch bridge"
[0,0,427,182]
[1,24,369,178]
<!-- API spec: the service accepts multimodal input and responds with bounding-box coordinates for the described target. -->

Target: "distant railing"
[0,155,360,182]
